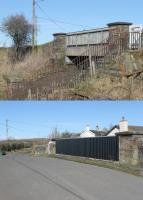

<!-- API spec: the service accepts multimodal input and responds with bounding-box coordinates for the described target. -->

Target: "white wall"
[107,128,120,137]
[80,130,95,138]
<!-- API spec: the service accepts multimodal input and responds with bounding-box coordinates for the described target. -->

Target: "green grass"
[48,154,143,178]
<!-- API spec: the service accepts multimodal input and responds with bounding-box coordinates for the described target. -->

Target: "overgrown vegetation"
[1,14,32,62]
[0,39,143,100]
[0,43,53,99]
[0,141,32,152]
[73,73,143,100]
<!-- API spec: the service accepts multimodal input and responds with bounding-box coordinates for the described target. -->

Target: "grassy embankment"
[0,43,53,99]
[0,46,143,100]
[73,51,143,100]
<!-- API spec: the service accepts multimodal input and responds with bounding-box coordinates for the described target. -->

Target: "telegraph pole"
[32,0,36,49]
[32,0,44,49]
[6,119,8,140]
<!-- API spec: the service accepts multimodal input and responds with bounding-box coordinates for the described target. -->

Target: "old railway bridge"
[54,22,143,74]
[7,22,143,99]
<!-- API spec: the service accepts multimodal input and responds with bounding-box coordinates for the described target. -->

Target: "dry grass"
[74,73,143,100]
[0,43,54,98]
[0,46,143,100]
[0,43,53,74]
[12,44,53,78]
[72,50,143,100]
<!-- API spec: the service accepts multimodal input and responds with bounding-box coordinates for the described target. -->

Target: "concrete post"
[89,55,96,77]
[89,55,93,77]
[47,141,56,155]
[27,89,32,100]
[92,59,96,76]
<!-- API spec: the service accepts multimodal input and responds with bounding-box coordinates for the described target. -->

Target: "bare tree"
[2,14,32,62]
[49,127,61,139]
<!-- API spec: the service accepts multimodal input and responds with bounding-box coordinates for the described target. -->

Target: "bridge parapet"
[53,22,143,72]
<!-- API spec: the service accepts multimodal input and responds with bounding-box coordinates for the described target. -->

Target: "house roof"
[106,125,119,136]
[70,133,81,138]
[90,130,107,136]
[107,125,143,136]
[116,131,143,136]
[128,126,143,133]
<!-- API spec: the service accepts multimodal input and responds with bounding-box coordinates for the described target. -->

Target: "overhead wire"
[37,16,92,29]
[35,1,66,31]
[35,0,92,29]
[8,125,25,132]
[0,120,50,138]
[0,119,82,139]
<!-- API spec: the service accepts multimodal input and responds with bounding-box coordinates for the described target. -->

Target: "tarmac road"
[0,154,143,200]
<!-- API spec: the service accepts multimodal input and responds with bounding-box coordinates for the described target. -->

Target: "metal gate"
[56,137,119,161]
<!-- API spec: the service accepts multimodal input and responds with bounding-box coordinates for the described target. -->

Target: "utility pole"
[6,119,8,140]
[32,0,36,49]
[32,0,44,49]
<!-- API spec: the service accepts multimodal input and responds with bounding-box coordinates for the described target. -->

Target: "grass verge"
[14,150,143,178]
[49,154,143,178]
[14,148,32,154]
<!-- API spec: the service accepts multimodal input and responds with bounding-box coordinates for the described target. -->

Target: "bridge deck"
[66,44,109,57]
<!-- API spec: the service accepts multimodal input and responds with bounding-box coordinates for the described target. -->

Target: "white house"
[107,125,120,137]
[80,125,105,138]
[107,117,143,136]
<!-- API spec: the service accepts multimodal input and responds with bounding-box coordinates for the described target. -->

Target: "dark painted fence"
[56,137,119,161]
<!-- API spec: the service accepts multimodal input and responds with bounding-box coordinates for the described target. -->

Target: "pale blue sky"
[0,101,143,140]
[0,0,143,46]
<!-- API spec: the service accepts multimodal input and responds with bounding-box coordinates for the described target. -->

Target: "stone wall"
[108,22,132,52]
[118,132,143,166]
[33,145,48,155]
[33,141,56,155]
[52,33,66,67]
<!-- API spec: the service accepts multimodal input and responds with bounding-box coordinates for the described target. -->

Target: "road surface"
[0,154,143,200]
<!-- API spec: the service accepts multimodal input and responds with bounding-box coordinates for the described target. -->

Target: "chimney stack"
[119,117,128,132]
